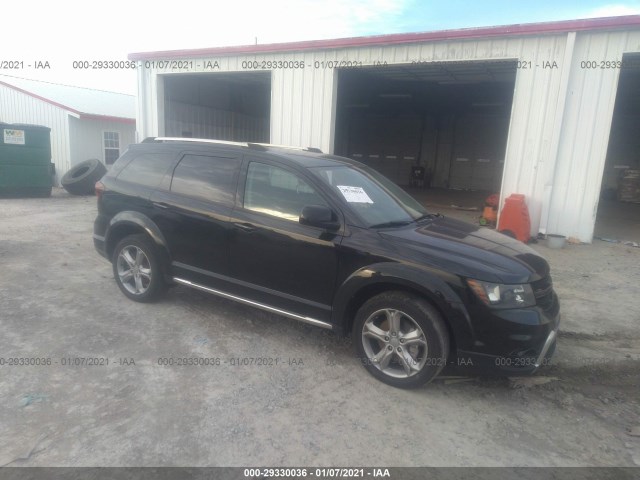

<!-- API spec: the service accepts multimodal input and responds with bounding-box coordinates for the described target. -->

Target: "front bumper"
[452,293,560,376]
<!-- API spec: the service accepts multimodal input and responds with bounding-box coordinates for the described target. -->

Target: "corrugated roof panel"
[0,76,135,119]
[129,16,640,61]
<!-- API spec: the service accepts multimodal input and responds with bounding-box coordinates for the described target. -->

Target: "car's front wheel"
[353,291,449,389]
[112,234,165,302]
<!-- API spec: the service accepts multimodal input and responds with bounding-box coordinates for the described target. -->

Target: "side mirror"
[300,205,340,231]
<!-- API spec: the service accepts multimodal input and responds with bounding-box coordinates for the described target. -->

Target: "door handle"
[153,202,170,209]
[233,222,257,232]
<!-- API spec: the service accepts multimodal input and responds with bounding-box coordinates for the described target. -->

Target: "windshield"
[310,164,428,228]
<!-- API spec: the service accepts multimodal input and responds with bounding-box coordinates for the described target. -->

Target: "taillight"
[95,181,105,200]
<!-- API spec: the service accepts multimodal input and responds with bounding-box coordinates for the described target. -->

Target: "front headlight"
[466,279,536,309]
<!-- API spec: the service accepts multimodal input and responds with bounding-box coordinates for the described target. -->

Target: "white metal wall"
[136,68,164,142]
[270,59,338,150]
[135,28,640,242]
[68,117,136,168]
[0,84,72,185]
[544,30,640,241]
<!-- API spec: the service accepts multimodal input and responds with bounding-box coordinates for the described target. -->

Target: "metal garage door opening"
[334,61,516,198]
[595,53,640,240]
[163,72,271,142]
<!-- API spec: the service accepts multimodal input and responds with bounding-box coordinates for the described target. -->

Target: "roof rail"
[248,142,323,153]
[144,137,249,147]
[141,137,322,153]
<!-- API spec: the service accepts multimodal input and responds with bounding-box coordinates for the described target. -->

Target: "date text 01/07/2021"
[243,468,391,478]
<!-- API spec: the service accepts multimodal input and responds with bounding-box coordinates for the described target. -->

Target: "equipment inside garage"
[163,72,270,142]
[595,53,640,239]
[334,61,516,193]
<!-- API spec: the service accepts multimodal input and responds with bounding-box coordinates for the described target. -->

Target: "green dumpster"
[0,123,53,197]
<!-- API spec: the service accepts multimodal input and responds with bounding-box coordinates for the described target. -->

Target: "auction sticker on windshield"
[337,185,374,203]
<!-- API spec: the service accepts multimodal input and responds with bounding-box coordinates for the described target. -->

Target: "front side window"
[104,131,120,165]
[171,154,239,205]
[310,165,427,227]
[244,162,327,221]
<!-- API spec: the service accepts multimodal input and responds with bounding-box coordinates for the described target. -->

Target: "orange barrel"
[497,194,531,243]
[485,193,499,208]
[482,206,497,224]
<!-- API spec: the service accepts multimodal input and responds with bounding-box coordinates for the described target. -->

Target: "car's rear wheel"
[353,291,449,389]
[112,234,165,302]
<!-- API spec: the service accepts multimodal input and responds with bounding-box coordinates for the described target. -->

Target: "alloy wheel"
[361,308,428,378]
[116,245,152,295]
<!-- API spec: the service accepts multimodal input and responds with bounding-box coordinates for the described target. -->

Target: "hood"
[379,216,549,284]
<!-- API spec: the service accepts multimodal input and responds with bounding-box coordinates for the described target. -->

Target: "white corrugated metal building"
[0,77,136,185]
[130,16,640,243]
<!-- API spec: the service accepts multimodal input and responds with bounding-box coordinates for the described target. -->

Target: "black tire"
[61,159,107,196]
[112,234,166,303]
[353,291,449,389]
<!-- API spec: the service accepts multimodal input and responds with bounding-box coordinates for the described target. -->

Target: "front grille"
[531,276,559,316]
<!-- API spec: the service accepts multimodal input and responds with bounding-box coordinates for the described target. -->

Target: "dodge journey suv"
[94,137,560,388]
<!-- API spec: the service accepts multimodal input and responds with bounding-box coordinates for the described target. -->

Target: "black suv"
[94,137,560,388]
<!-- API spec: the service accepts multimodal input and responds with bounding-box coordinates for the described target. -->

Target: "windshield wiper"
[370,213,444,229]
[369,220,413,229]
[413,213,443,223]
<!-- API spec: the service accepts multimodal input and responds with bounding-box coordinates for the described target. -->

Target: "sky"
[1,0,639,95]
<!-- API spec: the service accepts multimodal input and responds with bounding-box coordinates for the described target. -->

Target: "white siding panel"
[68,117,136,168]
[270,52,338,151]
[547,30,640,241]
[501,36,567,238]
[135,67,164,139]
[0,84,71,185]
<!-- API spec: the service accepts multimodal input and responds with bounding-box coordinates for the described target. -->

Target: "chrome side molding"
[172,277,333,330]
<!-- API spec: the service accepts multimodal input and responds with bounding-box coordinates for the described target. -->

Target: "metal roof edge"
[128,15,640,61]
[79,113,136,124]
[0,80,136,121]
[0,80,79,115]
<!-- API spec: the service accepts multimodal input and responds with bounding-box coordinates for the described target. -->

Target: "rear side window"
[170,154,239,205]
[108,149,133,177]
[116,153,175,188]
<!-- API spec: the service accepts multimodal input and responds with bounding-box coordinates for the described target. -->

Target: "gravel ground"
[0,189,638,467]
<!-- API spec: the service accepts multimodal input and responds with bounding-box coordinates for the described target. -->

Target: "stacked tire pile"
[617,169,640,203]
[61,159,107,195]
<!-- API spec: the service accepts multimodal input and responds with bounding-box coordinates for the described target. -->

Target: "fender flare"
[105,211,171,265]
[331,262,475,348]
